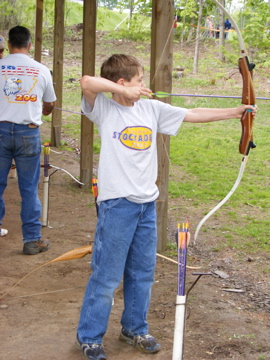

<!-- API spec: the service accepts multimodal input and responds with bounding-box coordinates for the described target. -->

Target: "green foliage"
[109,26,151,42]
[0,1,14,29]
[175,0,198,23]
[174,0,199,42]
[65,1,84,26]
[98,7,126,31]
[98,0,118,10]
[0,0,36,29]
[101,10,151,41]
[240,0,270,64]
[117,0,151,16]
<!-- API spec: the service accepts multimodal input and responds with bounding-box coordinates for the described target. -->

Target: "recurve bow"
[194,0,256,242]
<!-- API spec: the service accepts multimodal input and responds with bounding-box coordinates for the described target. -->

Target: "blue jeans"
[0,122,42,243]
[77,198,157,344]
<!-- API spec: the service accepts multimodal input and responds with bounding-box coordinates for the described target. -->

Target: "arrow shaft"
[153,93,269,100]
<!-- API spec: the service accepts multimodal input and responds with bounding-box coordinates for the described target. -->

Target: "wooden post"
[51,0,64,147]
[193,0,202,74]
[219,0,225,61]
[34,0,43,63]
[80,1,97,188]
[150,0,174,251]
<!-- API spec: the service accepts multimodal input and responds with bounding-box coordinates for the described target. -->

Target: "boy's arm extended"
[80,75,152,107]
[184,105,257,123]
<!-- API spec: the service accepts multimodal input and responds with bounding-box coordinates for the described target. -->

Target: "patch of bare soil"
[0,37,269,360]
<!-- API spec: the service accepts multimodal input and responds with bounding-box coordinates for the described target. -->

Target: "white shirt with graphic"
[0,53,56,125]
[82,93,187,204]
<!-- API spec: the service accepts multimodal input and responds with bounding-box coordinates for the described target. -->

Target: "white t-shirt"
[82,93,187,204]
[0,53,56,125]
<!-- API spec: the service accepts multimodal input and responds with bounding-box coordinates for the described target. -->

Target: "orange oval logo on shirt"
[120,126,152,151]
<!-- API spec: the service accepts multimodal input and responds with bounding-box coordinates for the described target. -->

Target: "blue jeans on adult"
[0,122,42,243]
[77,198,157,344]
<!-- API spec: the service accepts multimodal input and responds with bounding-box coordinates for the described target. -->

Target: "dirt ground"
[0,35,270,360]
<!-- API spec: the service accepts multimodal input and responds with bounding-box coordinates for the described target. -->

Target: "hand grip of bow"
[238,56,256,155]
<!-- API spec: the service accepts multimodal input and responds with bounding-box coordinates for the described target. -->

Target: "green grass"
[97,7,130,31]
[65,3,135,31]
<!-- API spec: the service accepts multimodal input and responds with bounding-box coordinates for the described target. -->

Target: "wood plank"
[80,0,97,188]
[34,0,43,63]
[51,0,64,146]
[150,0,174,251]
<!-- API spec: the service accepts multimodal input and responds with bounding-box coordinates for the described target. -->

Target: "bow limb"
[211,0,246,54]
[194,156,248,241]
[194,1,256,242]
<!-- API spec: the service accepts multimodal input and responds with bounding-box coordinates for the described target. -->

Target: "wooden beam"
[34,0,43,63]
[80,0,97,188]
[150,0,174,251]
[51,0,65,147]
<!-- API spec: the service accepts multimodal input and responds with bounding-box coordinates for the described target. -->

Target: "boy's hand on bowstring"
[140,86,153,99]
[124,86,153,102]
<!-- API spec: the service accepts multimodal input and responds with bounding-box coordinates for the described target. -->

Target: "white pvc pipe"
[172,295,186,360]
[42,176,49,227]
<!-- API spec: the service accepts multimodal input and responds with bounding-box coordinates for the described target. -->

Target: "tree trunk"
[150,0,174,251]
[193,0,202,74]
[129,0,134,27]
[187,17,195,43]
[219,0,225,61]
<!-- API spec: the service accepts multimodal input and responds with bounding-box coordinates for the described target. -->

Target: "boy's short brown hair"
[100,54,143,83]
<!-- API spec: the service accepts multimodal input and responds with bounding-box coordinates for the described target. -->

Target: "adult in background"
[0,35,5,59]
[224,18,231,39]
[173,15,178,34]
[205,16,214,38]
[0,34,17,180]
[0,26,56,254]
[215,24,220,39]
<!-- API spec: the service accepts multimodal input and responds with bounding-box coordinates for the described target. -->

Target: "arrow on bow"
[194,0,256,242]
[151,91,269,101]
